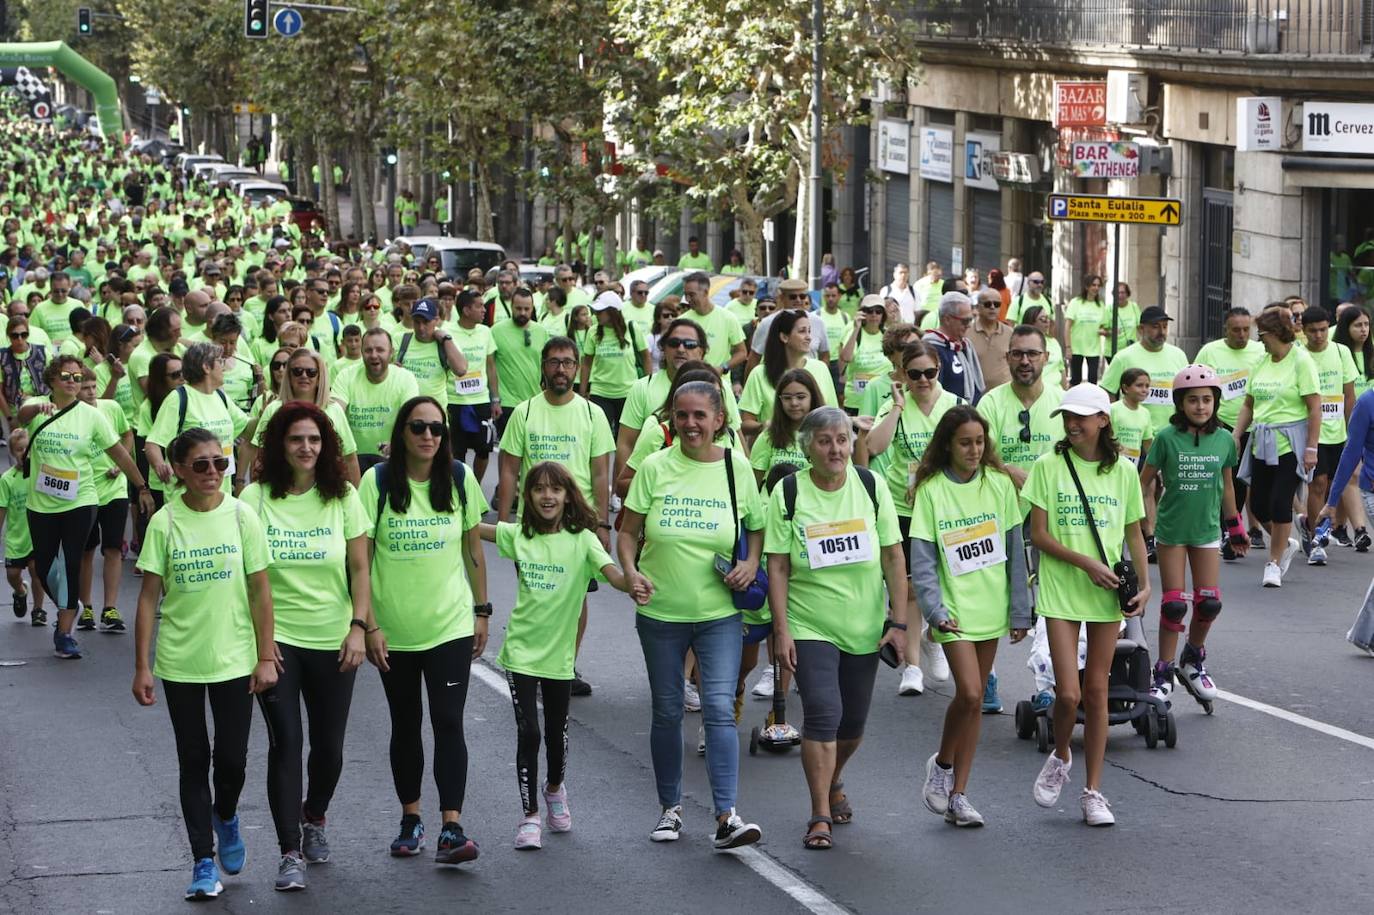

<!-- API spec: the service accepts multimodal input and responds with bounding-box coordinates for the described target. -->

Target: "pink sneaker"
[543,783,572,833]
[514,815,542,850]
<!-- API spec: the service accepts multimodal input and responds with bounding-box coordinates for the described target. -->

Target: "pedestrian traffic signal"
[77,8,93,35]
[244,0,269,39]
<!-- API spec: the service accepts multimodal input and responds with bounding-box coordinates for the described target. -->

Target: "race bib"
[1321,394,1345,422]
[223,444,237,479]
[1121,445,1141,460]
[455,370,486,396]
[940,519,1006,576]
[854,373,877,392]
[1144,378,1173,406]
[804,518,873,570]
[1219,369,1249,401]
[36,463,79,501]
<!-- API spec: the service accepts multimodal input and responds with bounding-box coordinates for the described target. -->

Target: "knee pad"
[1195,587,1221,622]
[1161,589,1191,633]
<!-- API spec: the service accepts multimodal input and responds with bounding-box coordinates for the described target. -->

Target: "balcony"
[908,0,1374,58]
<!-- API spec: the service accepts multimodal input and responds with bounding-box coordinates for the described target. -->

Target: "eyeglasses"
[1018,409,1033,443]
[290,366,318,379]
[186,456,231,474]
[8,331,28,339]
[663,337,701,350]
[631,288,648,296]
[270,361,287,371]
[406,419,445,437]
[1029,278,1044,285]
[955,315,974,325]
[59,371,85,383]
[906,367,939,381]
[1008,349,1043,361]
[557,276,575,284]
[543,357,578,369]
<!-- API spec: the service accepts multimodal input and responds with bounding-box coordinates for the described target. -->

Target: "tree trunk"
[731,186,767,275]
[318,139,339,241]
[791,176,809,281]
[352,137,377,243]
[475,161,496,243]
[299,134,316,201]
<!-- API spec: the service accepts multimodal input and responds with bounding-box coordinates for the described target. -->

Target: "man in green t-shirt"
[978,325,1064,489]
[683,272,745,373]
[677,236,714,272]
[1098,305,1189,433]
[448,290,499,484]
[1299,304,1358,565]
[30,273,80,344]
[334,328,420,471]
[490,289,548,432]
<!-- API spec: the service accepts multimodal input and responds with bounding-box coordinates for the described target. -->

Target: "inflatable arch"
[0,41,121,138]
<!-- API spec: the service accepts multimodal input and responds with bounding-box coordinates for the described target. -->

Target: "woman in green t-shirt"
[477,461,640,850]
[838,298,888,412]
[911,406,1030,828]
[765,407,907,849]
[579,294,650,438]
[243,401,371,890]
[132,427,276,902]
[751,369,820,486]
[739,310,837,438]
[1064,275,1105,385]
[1023,383,1150,827]
[362,395,489,866]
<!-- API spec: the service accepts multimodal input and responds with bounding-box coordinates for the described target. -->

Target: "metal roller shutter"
[925,181,954,270]
[970,188,1001,274]
[884,174,910,276]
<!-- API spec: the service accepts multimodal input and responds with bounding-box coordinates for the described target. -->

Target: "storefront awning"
[1282,156,1374,188]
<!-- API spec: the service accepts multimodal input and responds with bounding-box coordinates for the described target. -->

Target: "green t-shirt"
[1098,341,1189,432]
[873,388,961,515]
[1044,338,1066,391]
[394,330,453,403]
[1104,301,1140,356]
[499,394,614,503]
[738,358,838,424]
[763,468,901,654]
[1195,338,1267,429]
[1109,400,1154,462]
[844,329,889,402]
[137,495,271,683]
[494,522,612,679]
[817,308,852,357]
[30,300,80,343]
[1006,294,1055,324]
[242,482,367,651]
[92,361,137,427]
[626,446,764,624]
[622,300,655,338]
[360,464,489,652]
[727,298,757,327]
[221,355,257,414]
[127,339,186,412]
[976,382,1062,473]
[0,466,33,558]
[750,427,810,478]
[911,468,1022,642]
[1064,296,1105,356]
[585,325,648,399]
[1306,343,1359,445]
[621,370,742,435]
[687,306,745,371]
[334,365,419,456]
[449,323,498,406]
[90,398,131,506]
[1022,449,1145,623]
[23,397,119,513]
[251,397,357,456]
[1147,426,1236,547]
[147,387,249,492]
[677,252,714,271]
[1247,345,1320,458]
[491,319,549,409]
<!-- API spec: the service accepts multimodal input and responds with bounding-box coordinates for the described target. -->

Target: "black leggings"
[28,506,95,612]
[1248,451,1301,525]
[84,499,128,553]
[1070,353,1099,385]
[590,394,625,440]
[1230,431,1251,525]
[378,636,472,811]
[792,640,881,742]
[506,670,572,815]
[163,677,255,861]
[257,643,358,853]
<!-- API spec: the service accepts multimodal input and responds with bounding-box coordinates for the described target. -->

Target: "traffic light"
[244,0,269,39]
[77,8,92,35]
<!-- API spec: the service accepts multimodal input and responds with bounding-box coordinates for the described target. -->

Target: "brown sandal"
[803,815,833,849]
[829,782,853,824]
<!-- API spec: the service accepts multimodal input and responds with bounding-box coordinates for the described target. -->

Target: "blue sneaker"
[53,632,82,660]
[981,672,1002,714]
[1031,689,1054,712]
[390,814,425,856]
[212,813,246,875]
[185,857,222,900]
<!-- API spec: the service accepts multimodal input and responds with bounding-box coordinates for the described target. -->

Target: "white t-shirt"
[880,283,918,323]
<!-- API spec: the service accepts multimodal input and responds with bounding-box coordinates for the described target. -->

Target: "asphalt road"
[3,472,1373,914]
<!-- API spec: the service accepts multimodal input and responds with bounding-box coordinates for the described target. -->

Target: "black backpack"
[781,465,879,521]
[175,385,229,433]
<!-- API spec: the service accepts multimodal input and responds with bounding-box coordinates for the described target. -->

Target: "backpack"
[781,465,879,522]
[370,459,468,538]
[175,385,230,434]
[396,332,445,372]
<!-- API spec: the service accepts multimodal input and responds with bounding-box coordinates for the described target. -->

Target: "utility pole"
[807,0,824,290]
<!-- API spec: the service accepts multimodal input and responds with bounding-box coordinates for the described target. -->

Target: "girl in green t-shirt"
[0,429,46,625]
[911,406,1030,827]
[478,461,640,850]
[1023,383,1150,827]
[1139,366,1246,714]
[751,369,819,486]
[579,301,650,438]
[1111,367,1157,559]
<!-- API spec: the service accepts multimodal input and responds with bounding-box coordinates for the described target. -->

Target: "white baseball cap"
[592,291,623,312]
[1051,383,1112,417]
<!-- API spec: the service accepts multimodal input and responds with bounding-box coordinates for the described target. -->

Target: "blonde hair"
[277,348,333,409]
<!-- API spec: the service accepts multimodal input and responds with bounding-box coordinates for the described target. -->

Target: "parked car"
[285,196,326,235]
[484,262,555,289]
[175,152,223,177]
[407,238,507,278]
[646,271,781,310]
[235,181,290,205]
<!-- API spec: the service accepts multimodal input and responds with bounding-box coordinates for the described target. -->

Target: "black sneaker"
[76,606,96,631]
[1356,528,1372,553]
[1145,535,1158,565]
[1249,528,1266,550]
[1220,540,1238,562]
[1332,526,1354,548]
[30,608,46,628]
[570,670,592,697]
[713,809,762,850]
[389,815,425,856]
[11,589,26,619]
[433,822,478,865]
[1295,515,1312,556]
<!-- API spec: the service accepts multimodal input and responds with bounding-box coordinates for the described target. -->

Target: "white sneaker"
[1081,788,1115,826]
[650,805,683,842]
[922,753,954,815]
[751,666,775,699]
[1262,560,1282,588]
[921,633,950,682]
[609,494,623,513]
[1308,545,1328,566]
[944,793,985,827]
[1279,537,1301,576]
[696,725,706,756]
[898,664,924,696]
[1033,753,1072,807]
[683,680,701,712]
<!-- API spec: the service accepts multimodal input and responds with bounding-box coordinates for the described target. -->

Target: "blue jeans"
[635,612,743,817]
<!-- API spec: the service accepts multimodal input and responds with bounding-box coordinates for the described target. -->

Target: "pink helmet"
[1172,363,1220,393]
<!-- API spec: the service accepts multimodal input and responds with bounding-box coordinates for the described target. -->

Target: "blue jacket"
[1329,388,1374,502]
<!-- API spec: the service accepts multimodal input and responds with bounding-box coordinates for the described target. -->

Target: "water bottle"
[1315,517,1333,548]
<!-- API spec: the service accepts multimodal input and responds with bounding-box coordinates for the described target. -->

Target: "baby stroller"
[744,621,800,755]
[1013,615,1177,751]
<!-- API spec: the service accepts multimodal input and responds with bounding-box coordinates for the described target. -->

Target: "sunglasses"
[406,419,445,437]
[906,367,939,381]
[663,337,701,350]
[270,360,288,371]
[363,304,381,311]
[59,371,85,383]
[1029,278,1044,285]
[8,331,28,339]
[186,456,230,474]
[1018,409,1033,444]
[861,307,885,315]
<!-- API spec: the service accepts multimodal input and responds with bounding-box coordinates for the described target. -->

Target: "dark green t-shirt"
[1146,425,1237,546]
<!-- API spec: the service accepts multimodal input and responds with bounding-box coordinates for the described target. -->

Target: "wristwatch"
[348,618,368,632]
[882,620,908,633]
[473,602,493,618]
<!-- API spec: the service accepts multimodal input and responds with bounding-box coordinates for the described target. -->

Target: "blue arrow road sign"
[273,7,303,36]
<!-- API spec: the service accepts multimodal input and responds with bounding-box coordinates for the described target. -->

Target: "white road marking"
[1218,689,1374,752]
[470,661,850,915]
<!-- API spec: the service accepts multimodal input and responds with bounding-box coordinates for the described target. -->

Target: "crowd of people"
[4,115,1373,903]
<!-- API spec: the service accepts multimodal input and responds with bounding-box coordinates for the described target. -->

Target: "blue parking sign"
[1049,196,1068,219]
